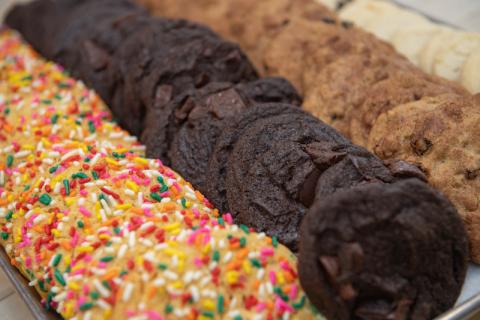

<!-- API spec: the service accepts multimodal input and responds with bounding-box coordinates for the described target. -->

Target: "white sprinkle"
[90,153,101,166]
[60,149,80,161]
[53,182,62,194]
[96,299,110,310]
[124,189,135,197]
[128,232,136,248]
[14,150,31,158]
[100,199,111,215]
[93,279,110,298]
[122,283,134,302]
[118,244,128,258]
[164,271,178,280]
[190,286,199,302]
[153,278,165,287]
[223,251,233,262]
[140,221,154,231]
[137,192,143,206]
[33,214,45,224]
[143,251,155,261]
[53,291,67,302]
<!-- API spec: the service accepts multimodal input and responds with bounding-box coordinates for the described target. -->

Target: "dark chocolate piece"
[299,179,468,320]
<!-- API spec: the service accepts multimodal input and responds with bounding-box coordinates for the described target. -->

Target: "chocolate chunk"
[299,179,468,320]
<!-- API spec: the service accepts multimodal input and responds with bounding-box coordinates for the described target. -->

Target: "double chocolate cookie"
[299,178,469,320]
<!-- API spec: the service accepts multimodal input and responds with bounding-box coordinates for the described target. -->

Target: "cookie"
[299,178,468,320]
[431,31,480,81]
[418,30,455,74]
[461,46,480,93]
[167,78,301,192]
[225,111,351,250]
[368,93,480,260]
[111,19,258,135]
[205,104,302,213]
[391,25,446,67]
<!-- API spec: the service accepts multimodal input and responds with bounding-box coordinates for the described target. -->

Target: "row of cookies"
[4,0,470,319]
[320,0,480,94]
[133,0,480,264]
[0,28,322,319]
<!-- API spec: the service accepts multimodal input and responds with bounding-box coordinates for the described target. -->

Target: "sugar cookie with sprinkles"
[0,29,322,320]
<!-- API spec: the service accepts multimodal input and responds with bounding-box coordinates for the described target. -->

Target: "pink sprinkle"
[98,262,107,269]
[25,256,32,268]
[66,291,75,300]
[70,233,79,247]
[77,296,87,308]
[143,208,153,217]
[193,258,204,267]
[261,248,274,258]
[275,297,294,313]
[289,284,298,300]
[84,255,93,263]
[145,311,164,320]
[255,303,267,312]
[112,173,129,182]
[82,285,90,295]
[223,213,233,225]
[159,191,169,198]
[72,268,86,276]
[79,206,92,217]
[172,182,182,193]
[35,254,41,263]
[79,189,88,196]
[126,310,137,317]
[192,208,200,218]
[269,271,277,285]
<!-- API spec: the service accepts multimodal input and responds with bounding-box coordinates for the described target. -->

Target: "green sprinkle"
[240,237,247,248]
[4,108,10,115]
[77,221,84,228]
[65,265,71,273]
[100,256,114,263]
[113,226,121,235]
[233,316,242,320]
[120,270,128,277]
[72,172,88,179]
[181,198,187,208]
[212,250,220,262]
[157,176,165,184]
[5,211,13,221]
[160,184,168,192]
[272,236,278,248]
[165,304,173,314]
[218,217,225,226]
[250,258,262,268]
[23,185,30,191]
[88,121,96,134]
[217,295,224,314]
[63,179,70,196]
[239,224,250,234]
[6,155,13,168]
[58,82,70,89]
[98,193,107,201]
[41,99,52,105]
[90,291,100,300]
[102,280,111,290]
[1,232,9,240]
[50,114,59,124]
[54,93,62,101]
[39,194,52,206]
[52,254,62,267]
[79,302,94,311]
[92,171,99,180]
[54,269,66,286]
[150,192,162,202]
[202,311,214,318]
[112,152,125,159]
[274,287,289,302]
[45,291,54,310]
[38,280,46,292]
[21,75,33,81]
[293,295,306,309]
[49,165,59,174]
[158,263,168,270]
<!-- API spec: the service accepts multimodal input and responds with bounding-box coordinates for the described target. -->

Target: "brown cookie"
[299,178,468,320]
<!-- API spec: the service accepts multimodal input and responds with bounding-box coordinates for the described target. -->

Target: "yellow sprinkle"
[125,181,139,192]
[102,310,112,319]
[51,229,60,237]
[105,158,120,166]
[163,248,185,258]
[225,271,240,284]
[41,138,51,148]
[64,197,75,207]
[164,222,180,231]
[177,260,185,273]
[77,246,94,253]
[115,148,128,154]
[64,256,71,266]
[133,157,148,165]
[202,299,215,311]
[277,272,285,285]
[63,303,74,318]
[68,282,80,291]
[116,203,132,210]
[22,144,35,150]
[202,243,211,254]
[99,234,110,240]
[171,281,184,289]
[242,260,252,275]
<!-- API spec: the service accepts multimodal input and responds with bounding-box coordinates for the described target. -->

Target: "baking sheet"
[0,0,479,319]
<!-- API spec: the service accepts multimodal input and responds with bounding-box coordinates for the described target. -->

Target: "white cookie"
[419,30,455,73]
[460,46,480,93]
[365,5,432,41]
[392,25,446,66]
[432,32,480,81]
[315,0,339,10]
[339,0,386,29]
